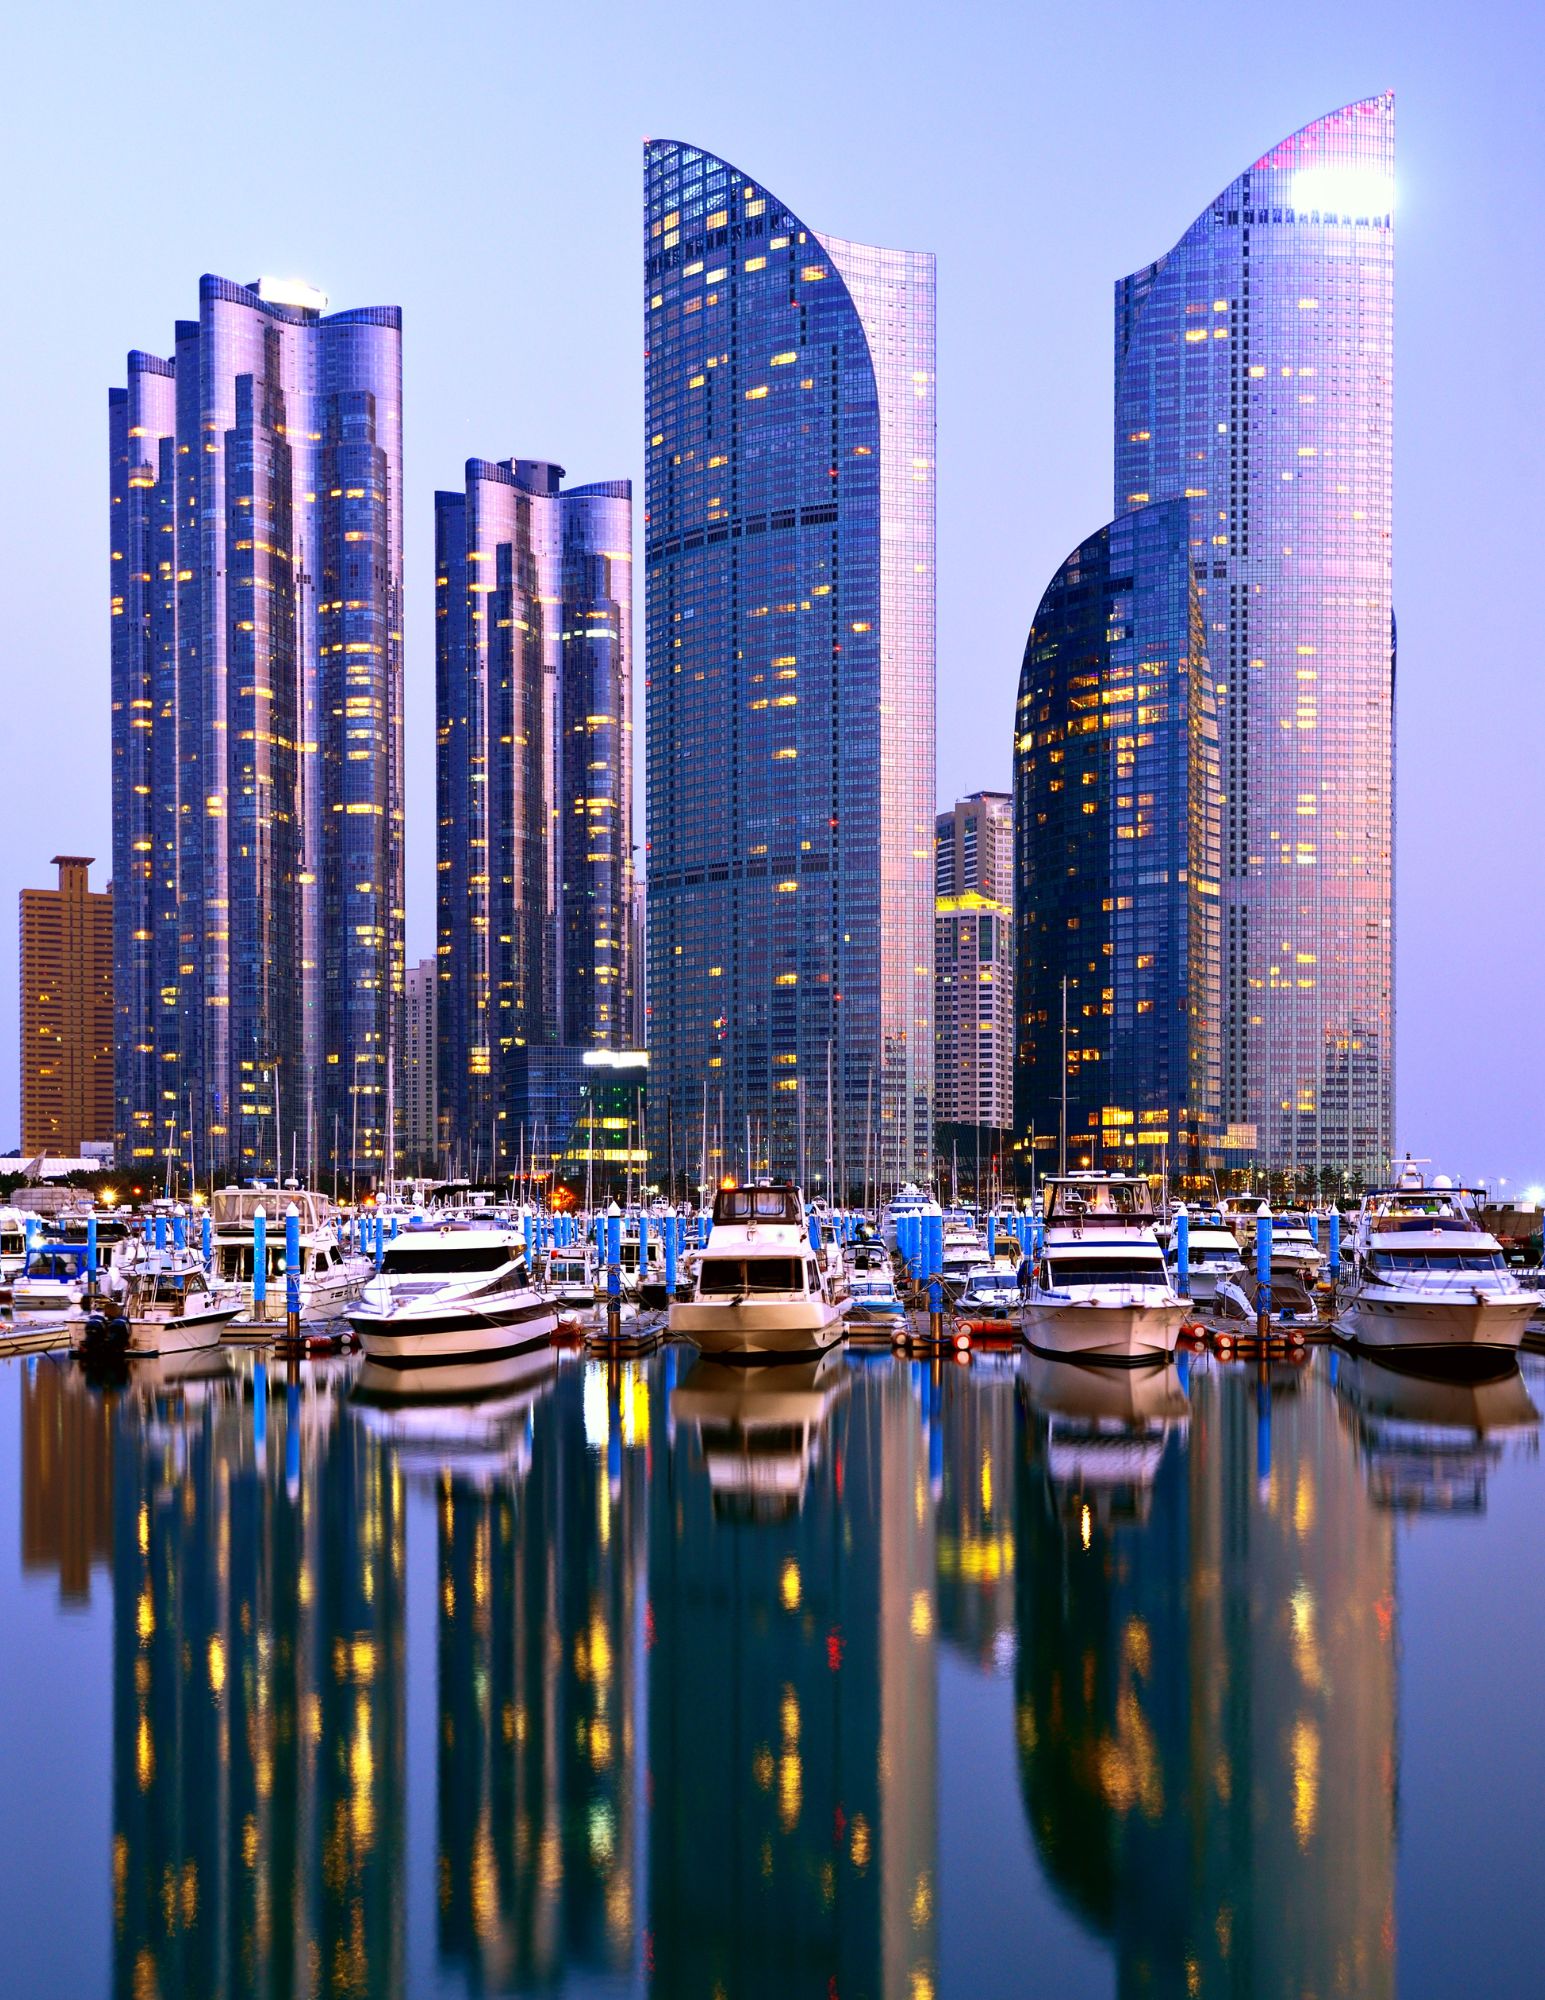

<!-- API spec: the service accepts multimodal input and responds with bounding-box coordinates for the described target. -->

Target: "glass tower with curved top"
[110,275,404,1182]
[1115,96,1394,1178]
[643,141,936,1194]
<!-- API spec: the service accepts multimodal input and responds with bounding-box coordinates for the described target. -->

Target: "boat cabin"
[711,1182,802,1229]
[1042,1175,1157,1227]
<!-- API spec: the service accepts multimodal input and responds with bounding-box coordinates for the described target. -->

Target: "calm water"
[2,1338,1543,2000]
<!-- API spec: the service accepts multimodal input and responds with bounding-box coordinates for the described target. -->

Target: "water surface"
[1,1339,1541,1998]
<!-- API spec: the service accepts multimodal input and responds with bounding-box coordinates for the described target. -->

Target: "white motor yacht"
[669,1181,844,1359]
[844,1249,907,1332]
[349,1227,557,1365]
[880,1184,940,1253]
[1334,1348,1539,1512]
[1019,1174,1187,1363]
[1334,1179,1536,1357]
[1162,1213,1247,1304]
[76,1245,243,1359]
[547,1244,598,1312]
[954,1265,1023,1337]
[209,1186,371,1321]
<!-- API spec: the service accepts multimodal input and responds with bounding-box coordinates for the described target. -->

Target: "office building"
[110,275,404,1181]
[934,792,1013,1187]
[435,458,633,1176]
[1013,503,1222,1174]
[19,856,114,1157]
[1114,96,1394,1176]
[643,140,936,1195]
[401,956,437,1169]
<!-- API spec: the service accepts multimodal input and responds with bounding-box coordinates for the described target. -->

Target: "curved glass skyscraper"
[1014,502,1222,1173]
[110,276,404,1181]
[643,141,936,1193]
[1114,96,1394,1178]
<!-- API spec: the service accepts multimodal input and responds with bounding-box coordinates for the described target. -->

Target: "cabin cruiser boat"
[349,1227,557,1365]
[954,1265,1023,1338]
[1019,1174,1186,1363]
[1334,1348,1539,1512]
[0,1207,29,1295]
[350,1348,557,1485]
[547,1244,598,1313]
[1159,1213,1247,1304]
[1220,1197,1323,1292]
[844,1254,906,1331]
[670,1181,845,1359]
[209,1186,371,1321]
[1333,1180,1536,1358]
[880,1184,941,1253]
[940,1229,990,1300]
[74,1245,243,1358]
[671,1349,849,1519]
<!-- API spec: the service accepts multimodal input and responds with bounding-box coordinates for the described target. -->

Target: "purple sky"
[1,0,1540,1188]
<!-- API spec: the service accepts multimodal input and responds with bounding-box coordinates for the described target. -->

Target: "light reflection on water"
[1,1339,1543,1998]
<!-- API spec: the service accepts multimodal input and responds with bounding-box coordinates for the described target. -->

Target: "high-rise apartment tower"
[643,141,936,1194]
[934,793,1013,1178]
[19,856,114,1157]
[1114,97,1394,1176]
[110,275,404,1181]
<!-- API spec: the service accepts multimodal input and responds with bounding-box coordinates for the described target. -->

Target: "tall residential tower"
[110,275,404,1181]
[19,857,115,1158]
[1114,97,1394,1177]
[435,459,633,1177]
[934,793,1013,1184]
[643,141,936,1194]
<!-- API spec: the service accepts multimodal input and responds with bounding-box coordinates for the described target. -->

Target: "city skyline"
[2,0,1539,1181]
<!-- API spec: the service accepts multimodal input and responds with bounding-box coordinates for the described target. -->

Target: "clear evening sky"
[1,0,1538,1186]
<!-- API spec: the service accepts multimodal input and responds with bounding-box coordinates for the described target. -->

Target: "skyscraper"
[401,956,438,1169]
[934,792,1014,1184]
[1114,96,1394,1177]
[19,856,114,1157]
[435,458,633,1176]
[643,141,936,1195]
[1014,504,1222,1174]
[110,275,404,1181]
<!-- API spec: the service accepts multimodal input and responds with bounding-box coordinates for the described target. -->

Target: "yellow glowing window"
[770,351,796,365]
[801,265,827,282]
[745,256,766,273]
[706,209,727,228]
[745,385,768,400]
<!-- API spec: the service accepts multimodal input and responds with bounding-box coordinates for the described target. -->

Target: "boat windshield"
[379,1243,512,1275]
[965,1273,1019,1297]
[698,1256,805,1295]
[1371,1250,1506,1275]
[713,1186,802,1227]
[1046,1253,1167,1287]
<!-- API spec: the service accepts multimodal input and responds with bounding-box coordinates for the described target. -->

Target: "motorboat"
[348,1227,557,1365]
[1333,1179,1536,1358]
[671,1348,850,1518]
[940,1229,990,1300]
[1221,1195,1324,1295]
[953,1265,1023,1338]
[844,1253,907,1332]
[209,1186,371,1321]
[1161,1212,1247,1304]
[1334,1348,1539,1511]
[547,1244,598,1313]
[1019,1174,1186,1363]
[74,1245,243,1359]
[880,1184,941,1253]
[669,1181,845,1359]
[349,1348,557,1484]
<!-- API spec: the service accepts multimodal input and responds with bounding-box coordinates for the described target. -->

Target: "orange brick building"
[19,856,114,1156]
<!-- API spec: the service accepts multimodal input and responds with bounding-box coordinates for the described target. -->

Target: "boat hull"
[1335,1294,1534,1355]
[669,1298,845,1360]
[353,1297,558,1366]
[1021,1299,1185,1363]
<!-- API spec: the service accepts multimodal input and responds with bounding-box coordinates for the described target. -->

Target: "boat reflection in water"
[1021,1352,1190,1528]
[108,1351,407,2000]
[670,1349,850,1519]
[349,1348,557,1489]
[1333,1349,1540,1514]
[1015,1355,1397,1998]
[653,1355,938,2000]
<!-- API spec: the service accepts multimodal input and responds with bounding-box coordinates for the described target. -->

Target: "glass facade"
[934,792,1014,1157]
[643,141,936,1197]
[1115,96,1394,1176]
[1013,502,1222,1174]
[110,275,404,1180]
[435,460,633,1175]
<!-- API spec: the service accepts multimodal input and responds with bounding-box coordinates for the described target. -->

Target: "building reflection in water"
[1331,1349,1540,1515]
[1016,1352,1397,1998]
[933,1355,1017,1674]
[22,1355,114,1604]
[653,1349,937,2000]
[110,1351,405,2000]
